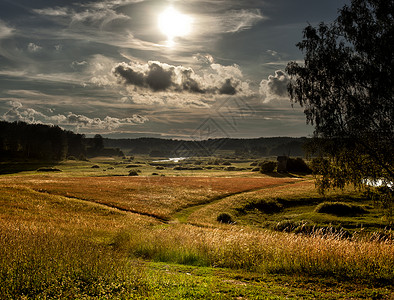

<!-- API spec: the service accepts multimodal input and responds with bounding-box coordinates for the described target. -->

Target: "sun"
[158,6,192,46]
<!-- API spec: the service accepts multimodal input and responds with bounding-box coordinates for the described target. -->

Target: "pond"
[152,157,188,163]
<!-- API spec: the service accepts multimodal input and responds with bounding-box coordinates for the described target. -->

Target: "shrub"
[67,156,77,160]
[78,154,88,161]
[126,164,140,168]
[260,161,276,173]
[91,165,100,168]
[315,202,368,216]
[216,213,234,224]
[156,166,165,170]
[286,157,312,173]
[222,161,231,166]
[239,199,283,214]
[128,170,139,176]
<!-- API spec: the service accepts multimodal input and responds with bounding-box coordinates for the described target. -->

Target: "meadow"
[0,157,393,299]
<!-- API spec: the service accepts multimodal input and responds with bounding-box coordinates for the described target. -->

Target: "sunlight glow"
[158,6,192,46]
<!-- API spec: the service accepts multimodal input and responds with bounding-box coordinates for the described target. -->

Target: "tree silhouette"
[93,134,104,150]
[286,0,393,191]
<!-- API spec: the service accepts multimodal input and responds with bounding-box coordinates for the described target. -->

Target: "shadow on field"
[0,162,59,175]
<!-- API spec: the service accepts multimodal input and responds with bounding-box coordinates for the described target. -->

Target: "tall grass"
[117,224,394,283]
[0,225,147,299]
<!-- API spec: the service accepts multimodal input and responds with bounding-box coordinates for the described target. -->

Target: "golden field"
[0,163,393,299]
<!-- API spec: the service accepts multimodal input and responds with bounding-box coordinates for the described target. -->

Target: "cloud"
[34,2,132,31]
[65,113,148,130]
[196,8,264,36]
[221,9,264,33]
[80,0,145,10]
[0,20,14,39]
[259,70,290,103]
[33,7,69,16]
[113,60,249,96]
[2,101,46,123]
[27,43,42,53]
[193,53,215,65]
[1,101,148,130]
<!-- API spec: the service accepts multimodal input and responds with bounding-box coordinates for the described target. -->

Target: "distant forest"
[0,121,87,161]
[104,137,308,158]
[0,121,309,162]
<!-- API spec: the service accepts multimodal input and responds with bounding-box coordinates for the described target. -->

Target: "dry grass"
[0,186,159,239]
[0,176,298,220]
[119,223,394,282]
[0,174,393,298]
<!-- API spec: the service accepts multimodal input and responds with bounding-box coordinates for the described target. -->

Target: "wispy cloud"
[0,20,14,39]
[33,7,69,16]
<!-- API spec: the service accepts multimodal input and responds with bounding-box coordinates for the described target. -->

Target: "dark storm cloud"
[219,79,237,95]
[113,61,243,95]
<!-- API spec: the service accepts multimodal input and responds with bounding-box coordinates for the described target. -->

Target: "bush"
[91,165,100,168]
[126,164,140,168]
[225,166,236,171]
[238,199,283,214]
[260,161,276,173]
[78,154,88,161]
[286,157,311,173]
[128,170,139,176]
[67,156,77,160]
[216,213,234,224]
[315,202,368,216]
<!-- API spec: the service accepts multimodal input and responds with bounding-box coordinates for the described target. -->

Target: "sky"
[0,0,349,139]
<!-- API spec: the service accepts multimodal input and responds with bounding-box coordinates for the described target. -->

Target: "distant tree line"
[104,137,309,158]
[0,120,308,161]
[0,121,86,161]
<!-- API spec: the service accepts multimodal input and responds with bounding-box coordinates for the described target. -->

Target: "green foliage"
[286,157,311,174]
[128,170,139,176]
[216,212,234,224]
[237,199,283,214]
[287,0,394,192]
[260,161,276,173]
[315,202,368,216]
